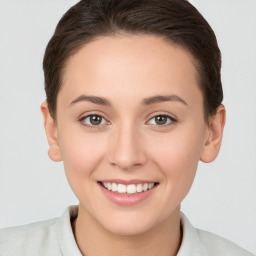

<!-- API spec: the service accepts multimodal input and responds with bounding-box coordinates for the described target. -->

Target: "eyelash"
[78,112,177,129]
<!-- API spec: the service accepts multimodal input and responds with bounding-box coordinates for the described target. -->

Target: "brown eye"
[81,114,107,127]
[90,115,102,125]
[148,115,175,126]
[155,116,168,125]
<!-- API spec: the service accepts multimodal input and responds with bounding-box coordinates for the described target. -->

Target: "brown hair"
[43,0,223,122]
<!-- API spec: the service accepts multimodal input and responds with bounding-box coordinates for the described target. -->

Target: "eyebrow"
[70,95,111,106]
[69,94,188,107]
[142,95,188,106]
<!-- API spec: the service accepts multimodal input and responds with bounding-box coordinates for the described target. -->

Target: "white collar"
[178,212,209,255]
[56,205,209,256]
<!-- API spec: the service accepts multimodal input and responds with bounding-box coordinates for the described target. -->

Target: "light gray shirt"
[0,205,254,256]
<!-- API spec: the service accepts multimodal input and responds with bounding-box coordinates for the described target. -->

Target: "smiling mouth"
[99,181,159,194]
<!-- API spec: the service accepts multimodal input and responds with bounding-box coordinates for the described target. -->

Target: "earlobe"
[200,104,226,163]
[40,101,62,162]
[48,143,62,162]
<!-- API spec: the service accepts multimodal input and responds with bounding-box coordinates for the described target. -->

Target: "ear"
[41,101,62,162]
[200,104,226,163]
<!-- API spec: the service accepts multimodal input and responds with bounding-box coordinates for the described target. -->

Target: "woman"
[0,0,254,255]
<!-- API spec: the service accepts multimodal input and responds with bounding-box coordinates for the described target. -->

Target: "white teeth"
[102,182,156,194]
[127,184,136,194]
[107,183,112,190]
[136,184,143,193]
[148,183,154,189]
[117,184,126,193]
[143,183,148,191]
[112,183,118,192]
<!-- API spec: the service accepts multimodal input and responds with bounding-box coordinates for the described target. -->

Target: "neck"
[72,205,182,256]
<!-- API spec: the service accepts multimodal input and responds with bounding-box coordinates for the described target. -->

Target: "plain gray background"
[0,0,255,254]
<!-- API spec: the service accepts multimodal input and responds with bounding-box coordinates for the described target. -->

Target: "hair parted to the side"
[43,0,223,122]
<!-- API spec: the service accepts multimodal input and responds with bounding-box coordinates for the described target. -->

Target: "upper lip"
[99,179,158,185]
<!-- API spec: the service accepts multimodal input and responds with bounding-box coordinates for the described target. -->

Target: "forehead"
[59,34,202,108]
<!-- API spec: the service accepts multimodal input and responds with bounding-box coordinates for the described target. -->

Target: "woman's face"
[54,35,209,235]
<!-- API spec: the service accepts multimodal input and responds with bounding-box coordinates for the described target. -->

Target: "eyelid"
[147,111,177,120]
[146,112,177,127]
[78,112,110,128]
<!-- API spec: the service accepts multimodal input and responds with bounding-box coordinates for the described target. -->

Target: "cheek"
[148,124,205,193]
[58,128,107,190]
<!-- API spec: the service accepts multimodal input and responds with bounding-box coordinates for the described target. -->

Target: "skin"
[41,34,225,256]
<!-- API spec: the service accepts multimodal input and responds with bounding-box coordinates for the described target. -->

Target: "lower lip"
[98,183,158,206]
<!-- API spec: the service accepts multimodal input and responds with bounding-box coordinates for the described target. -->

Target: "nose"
[108,123,147,170]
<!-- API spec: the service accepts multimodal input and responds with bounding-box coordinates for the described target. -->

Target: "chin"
[99,215,159,236]
[105,223,151,236]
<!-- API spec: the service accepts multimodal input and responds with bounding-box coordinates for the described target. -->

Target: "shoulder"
[0,218,61,256]
[179,212,254,256]
[0,206,80,256]
[196,228,254,256]
[0,218,57,240]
